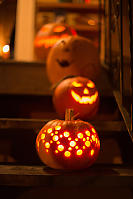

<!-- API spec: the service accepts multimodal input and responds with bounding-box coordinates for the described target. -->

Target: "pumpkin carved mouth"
[71,90,98,104]
[56,59,71,67]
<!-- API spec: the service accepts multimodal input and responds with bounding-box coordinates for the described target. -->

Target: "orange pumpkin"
[36,109,100,170]
[46,35,100,84]
[53,76,99,120]
[34,23,77,60]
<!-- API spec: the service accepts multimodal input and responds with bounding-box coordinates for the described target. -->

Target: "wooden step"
[0,164,132,187]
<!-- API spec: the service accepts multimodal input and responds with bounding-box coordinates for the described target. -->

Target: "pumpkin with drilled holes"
[46,35,100,84]
[36,109,100,170]
[53,76,99,120]
[34,23,77,60]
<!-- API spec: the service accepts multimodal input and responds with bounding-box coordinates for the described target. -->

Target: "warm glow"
[55,126,61,130]
[46,149,49,153]
[53,135,59,141]
[85,141,91,147]
[77,133,83,139]
[70,141,76,147]
[55,131,58,134]
[88,19,96,26]
[57,141,60,144]
[60,134,63,138]
[47,128,52,134]
[83,88,89,94]
[50,140,53,143]
[54,26,66,32]
[75,146,79,149]
[64,131,70,137]
[87,137,90,140]
[3,45,10,53]
[68,147,72,151]
[75,138,78,141]
[41,134,45,140]
[77,149,83,156]
[83,146,86,149]
[85,130,90,136]
[83,138,86,141]
[55,150,58,153]
[68,137,71,141]
[71,90,98,104]
[35,34,69,48]
[45,142,50,148]
[90,149,94,156]
[92,127,96,133]
[87,81,95,88]
[51,133,54,136]
[92,135,96,141]
[58,145,64,151]
[64,151,71,157]
[72,81,83,87]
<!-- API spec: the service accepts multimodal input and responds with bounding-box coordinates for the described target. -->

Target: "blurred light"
[3,45,10,53]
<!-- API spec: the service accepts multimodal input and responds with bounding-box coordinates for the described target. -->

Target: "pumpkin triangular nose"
[83,88,89,94]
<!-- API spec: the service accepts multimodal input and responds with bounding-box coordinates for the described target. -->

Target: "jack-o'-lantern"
[36,109,100,170]
[34,23,77,60]
[53,76,99,120]
[46,35,100,84]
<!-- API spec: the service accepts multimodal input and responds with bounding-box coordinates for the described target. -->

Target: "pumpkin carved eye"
[72,81,83,87]
[87,81,95,88]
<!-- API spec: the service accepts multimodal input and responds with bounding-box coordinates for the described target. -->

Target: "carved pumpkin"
[53,76,99,120]
[46,35,100,84]
[36,109,100,170]
[34,23,77,60]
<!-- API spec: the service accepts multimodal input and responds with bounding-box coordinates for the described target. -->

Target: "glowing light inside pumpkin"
[90,149,94,156]
[83,88,89,94]
[64,131,70,137]
[64,151,71,157]
[53,135,59,141]
[71,90,98,104]
[70,141,76,147]
[87,81,95,88]
[41,134,45,140]
[58,145,64,151]
[92,135,96,141]
[35,34,69,48]
[92,127,96,133]
[85,130,90,136]
[55,150,58,153]
[45,142,50,148]
[77,149,83,156]
[55,126,61,130]
[54,26,66,32]
[47,128,52,134]
[72,81,83,87]
[85,141,91,147]
[77,133,83,139]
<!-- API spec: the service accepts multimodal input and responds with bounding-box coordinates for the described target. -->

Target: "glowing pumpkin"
[36,109,100,170]
[53,76,99,120]
[46,35,100,84]
[34,23,77,60]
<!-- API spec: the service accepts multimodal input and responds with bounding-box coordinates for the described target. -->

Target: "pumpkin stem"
[65,109,74,121]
